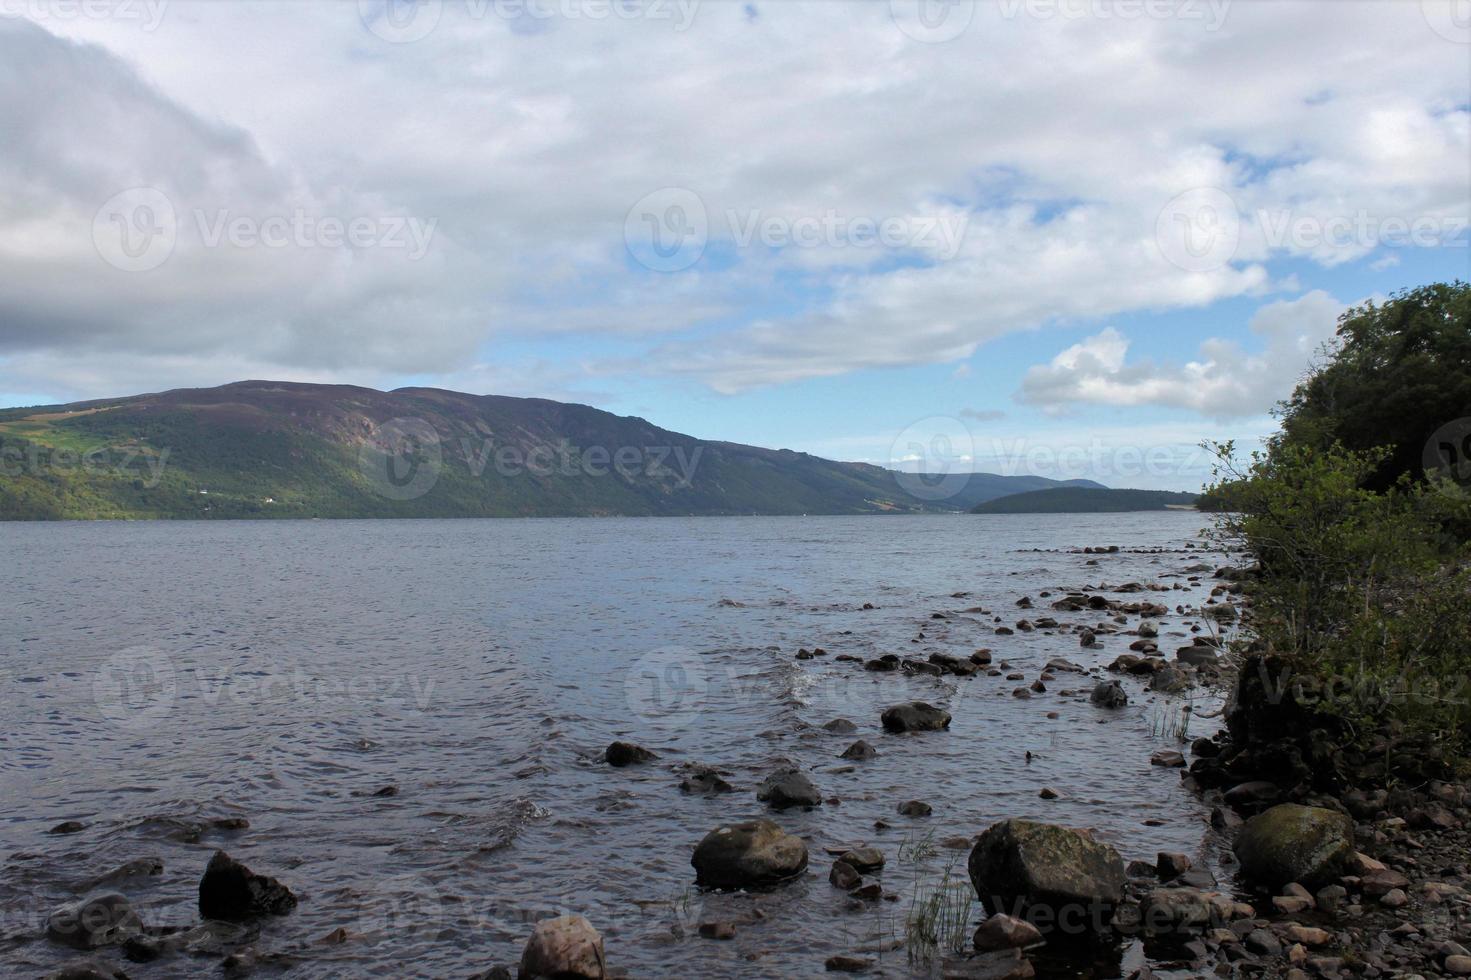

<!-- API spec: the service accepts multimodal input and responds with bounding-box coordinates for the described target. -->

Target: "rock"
[1150,750,1185,768]
[1445,955,1471,976]
[973,913,1043,951]
[1234,804,1354,890]
[830,861,861,889]
[198,850,298,921]
[1148,666,1191,693]
[823,719,858,735]
[840,740,877,761]
[941,949,1037,979]
[518,915,605,979]
[881,702,951,733]
[1272,895,1313,914]
[968,819,1125,928]
[679,765,734,795]
[1138,620,1159,638]
[1284,924,1330,946]
[691,819,808,889]
[1079,631,1098,648]
[85,858,164,890]
[1379,887,1407,908]
[1156,853,1191,880]
[864,655,899,672]
[48,821,88,835]
[756,768,822,810]
[697,921,736,940]
[45,894,142,950]
[840,847,885,872]
[825,955,873,972]
[898,800,932,817]
[1038,788,1059,800]
[1223,780,1280,807]
[1090,680,1128,708]
[1175,646,1218,667]
[1246,927,1282,955]
[604,741,657,767]
[903,658,945,676]
[1139,887,1231,933]
[1360,867,1409,897]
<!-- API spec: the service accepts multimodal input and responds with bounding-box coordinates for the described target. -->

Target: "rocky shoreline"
[40,539,1469,980]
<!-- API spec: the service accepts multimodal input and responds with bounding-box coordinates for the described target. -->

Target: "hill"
[970,487,1199,514]
[0,381,1102,520]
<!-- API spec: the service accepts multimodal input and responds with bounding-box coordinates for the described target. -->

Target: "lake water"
[1,513,1231,978]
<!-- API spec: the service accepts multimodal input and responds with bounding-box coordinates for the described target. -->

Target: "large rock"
[518,915,605,979]
[1233,803,1354,890]
[756,768,822,810]
[967,820,1125,930]
[691,819,808,889]
[881,702,951,733]
[45,894,142,950]
[198,850,297,921]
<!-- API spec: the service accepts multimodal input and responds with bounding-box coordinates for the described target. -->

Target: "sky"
[0,0,1467,490]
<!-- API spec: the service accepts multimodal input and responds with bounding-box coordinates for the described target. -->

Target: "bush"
[1207,440,1471,757]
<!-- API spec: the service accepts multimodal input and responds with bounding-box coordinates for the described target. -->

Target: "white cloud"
[0,2,1465,400]
[1016,290,1349,418]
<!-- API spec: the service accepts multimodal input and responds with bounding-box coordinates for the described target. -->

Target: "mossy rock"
[1233,803,1354,890]
[967,819,1125,931]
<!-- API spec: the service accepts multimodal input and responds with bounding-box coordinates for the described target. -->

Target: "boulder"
[830,861,861,890]
[967,820,1125,928]
[756,768,823,810]
[1138,887,1233,933]
[604,741,657,767]
[1233,804,1354,890]
[822,719,858,735]
[1090,681,1128,709]
[881,702,951,733]
[1148,666,1191,694]
[42,960,129,980]
[518,915,605,980]
[198,851,297,921]
[691,819,808,889]
[45,894,142,950]
[840,740,877,761]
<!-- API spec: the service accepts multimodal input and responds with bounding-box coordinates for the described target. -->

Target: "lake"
[1,513,1230,978]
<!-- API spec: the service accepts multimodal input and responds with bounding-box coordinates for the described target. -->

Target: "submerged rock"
[45,894,142,950]
[1090,681,1128,709]
[967,819,1125,929]
[691,819,808,889]
[604,741,657,767]
[756,768,823,810]
[840,740,877,761]
[679,765,734,795]
[518,915,605,980]
[881,702,951,733]
[1233,804,1354,890]
[198,850,297,921]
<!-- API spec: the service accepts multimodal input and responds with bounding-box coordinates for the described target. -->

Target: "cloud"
[959,408,1006,422]
[0,3,1465,401]
[1016,290,1348,418]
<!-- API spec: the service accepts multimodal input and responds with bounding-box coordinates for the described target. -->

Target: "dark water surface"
[1,514,1232,978]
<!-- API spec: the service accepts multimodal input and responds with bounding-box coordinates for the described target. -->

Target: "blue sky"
[0,2,1467,490]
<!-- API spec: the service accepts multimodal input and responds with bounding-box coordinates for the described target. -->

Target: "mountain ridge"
[0,381,1104,520]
